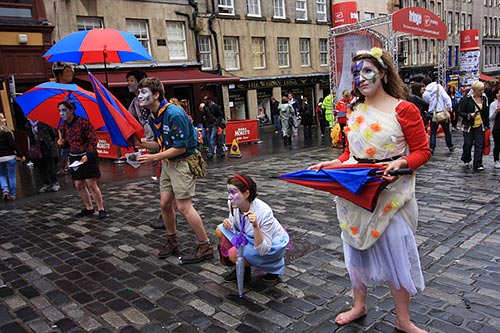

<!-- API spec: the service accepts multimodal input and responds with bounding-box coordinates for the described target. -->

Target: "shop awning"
[75,68,239,87]
[479,73,497,82]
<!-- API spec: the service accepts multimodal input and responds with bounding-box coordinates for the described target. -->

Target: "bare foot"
[395,320,428,333]
[335,307,367,325]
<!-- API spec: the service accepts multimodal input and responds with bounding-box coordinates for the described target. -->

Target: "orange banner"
[225,120,259,145]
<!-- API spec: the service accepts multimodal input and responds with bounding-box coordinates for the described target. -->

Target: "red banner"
[225,120,259,145]
[332,1,358,27]
[392,7,446,40]
[460,29,480,51]
[96,131,135,159]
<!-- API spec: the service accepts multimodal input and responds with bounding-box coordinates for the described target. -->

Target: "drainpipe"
[209,0,222,74]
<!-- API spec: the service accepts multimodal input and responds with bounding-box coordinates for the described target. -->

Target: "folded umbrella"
[88,72,144,147]
[279,164,412,211]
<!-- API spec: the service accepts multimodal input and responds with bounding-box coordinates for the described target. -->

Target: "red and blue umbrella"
[88,72,144,147]
[43,28,154,64]
[14,82,104,130]
[279,164,412,211]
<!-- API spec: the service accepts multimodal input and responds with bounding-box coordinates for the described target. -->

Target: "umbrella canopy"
[88,72,144,147]
[279,164,397,211]
[42,28,154,64]
[14,82,104,130]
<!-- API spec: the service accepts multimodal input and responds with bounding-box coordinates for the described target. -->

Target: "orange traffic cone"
[229,138,242,158]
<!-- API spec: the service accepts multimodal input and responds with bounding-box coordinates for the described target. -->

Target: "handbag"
[431,85,451,123]
[484,129,491,155]
[28,141,42,160]
[432,108,451,123]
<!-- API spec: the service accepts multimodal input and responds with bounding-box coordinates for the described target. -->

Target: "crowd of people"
[3,46,500,333]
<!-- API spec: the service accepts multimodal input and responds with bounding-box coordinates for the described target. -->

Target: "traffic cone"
[229,138,242,158]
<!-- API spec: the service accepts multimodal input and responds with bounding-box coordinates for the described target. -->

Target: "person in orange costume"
[334,90,353,150]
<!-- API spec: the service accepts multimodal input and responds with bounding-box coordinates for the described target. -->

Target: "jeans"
[429,121,453,150]
[0,158,17,198]
[462,126,484,168]
[273,114,282,132]
[208,126,224,156]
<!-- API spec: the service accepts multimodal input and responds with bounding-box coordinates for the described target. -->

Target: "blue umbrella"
[14,82,103,129]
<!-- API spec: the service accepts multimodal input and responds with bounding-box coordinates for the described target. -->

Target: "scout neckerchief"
[150,100,170,152]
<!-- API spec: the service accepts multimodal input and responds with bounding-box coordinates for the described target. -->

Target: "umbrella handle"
[375,168,413,176]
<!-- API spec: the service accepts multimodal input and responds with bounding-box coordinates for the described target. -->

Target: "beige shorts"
[159,158,196,199]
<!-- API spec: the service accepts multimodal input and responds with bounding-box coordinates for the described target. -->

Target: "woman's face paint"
[227,184,246,209]
[58,105,71,121]
[351,60,382,96]
[138,87,154,107]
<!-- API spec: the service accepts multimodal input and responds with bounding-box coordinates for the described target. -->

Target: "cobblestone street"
[1,130,499,333]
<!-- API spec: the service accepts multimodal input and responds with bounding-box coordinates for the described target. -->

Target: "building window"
[218,0,234,15]
[224,37,240,70]
[364,12,375,20]
[455,46,459,67]
[299,38,310,66]
[77,16,104,31]
[412,39,418,65]
[165,22,187,60]
[296,0,307,21]
[430,40,435,63]
[468,14,472,30]
[448,46,453,67]
[316,0,327,22]
[421,39,427,64]
[446,11,452,35]
[247,0,261,17]
[199,36,213,70]
[461,13,466,31]
[277,38,290,67]
[319,38,328,66]
[454,12,459,35]
[402,40,409,66]
[252,37,266,69]
[273,0,286,18]
[429,1,435,13]
[126,19,150,54]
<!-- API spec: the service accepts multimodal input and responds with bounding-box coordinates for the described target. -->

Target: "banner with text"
[392,7,446,40]
[225,120,259,145]
[96,131,135,159]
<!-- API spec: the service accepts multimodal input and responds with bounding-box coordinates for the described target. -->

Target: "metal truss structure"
[328,15,447,98]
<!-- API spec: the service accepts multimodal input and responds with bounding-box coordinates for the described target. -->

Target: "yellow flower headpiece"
[355,47,387,68]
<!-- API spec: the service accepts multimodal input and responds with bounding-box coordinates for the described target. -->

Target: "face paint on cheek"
[59,107,69,121]
[351,61,364,87]
[138,88,154,107]
[361,71,378,84]
[227,186,244,207]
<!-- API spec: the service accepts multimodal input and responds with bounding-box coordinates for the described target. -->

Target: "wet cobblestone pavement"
[1,129,499,332]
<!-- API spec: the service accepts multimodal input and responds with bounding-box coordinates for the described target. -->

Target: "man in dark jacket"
[203,96,225,158]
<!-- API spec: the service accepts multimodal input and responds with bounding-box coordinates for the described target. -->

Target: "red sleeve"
[395,100,431,170]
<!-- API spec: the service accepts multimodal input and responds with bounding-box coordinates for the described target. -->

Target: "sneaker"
[463,161,471,169]
[51,183,61,192]
[224,266,252,282]
[2,192,9,201]
[448,146,455,153]
[178,242,214,264]
[430,148,435,155]
[38,184,50,193]
[75,208,95,217]
[495,161,500,169]
[150,215,165,229]
[474,166,485,171]
[158,235,179,259]
[98,210,107,219]
[262,273,279,282]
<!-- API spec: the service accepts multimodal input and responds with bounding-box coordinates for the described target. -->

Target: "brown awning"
[75,68,239,87]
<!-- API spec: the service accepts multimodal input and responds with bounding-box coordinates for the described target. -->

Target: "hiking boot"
[178,242,214,264]
[158,234,179,259]
[224,266,251,282]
